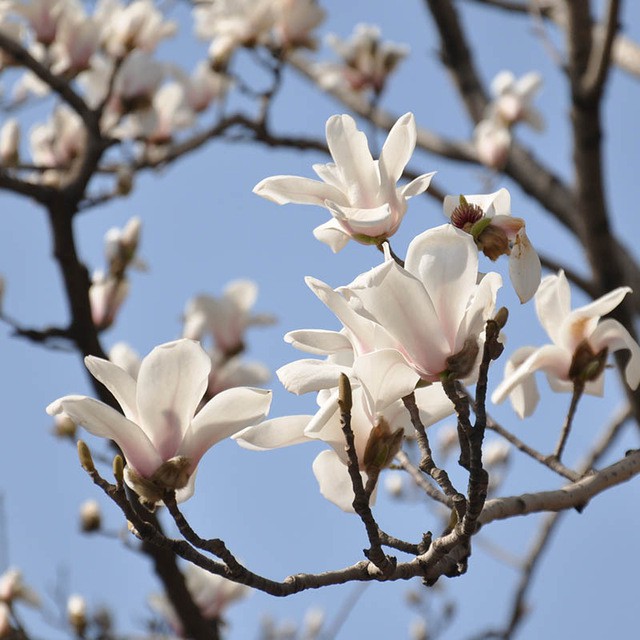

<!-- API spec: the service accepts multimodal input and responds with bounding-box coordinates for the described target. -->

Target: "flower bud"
[569,340,608,384]
[113,455,125,488]
[363,418,404,473]
[443,337,480,380]
[338,373,352,413]
[79,500,101,533]
[77,440,95,474]
[384,472,404,498]
[53,412,77,439]
[67,595,87,636]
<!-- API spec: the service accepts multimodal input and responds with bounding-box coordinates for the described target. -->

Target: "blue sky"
[1,1,640,638]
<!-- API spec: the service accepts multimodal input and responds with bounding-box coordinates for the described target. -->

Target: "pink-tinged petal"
[285,329,352,355]
[253,175,346,207]
[535,271,571,345]
[560,286,631,352]
[413,384,455,427]
[325,114,379,206]
[508,229,541,303]
[277,359,351,395]
[405,225,479,350]
[84,356,138,421]
[179,387,272,470]
[491,344,571,416]
[353,349,419,416]
[233,415,312,450]
[379,112,416,186]
[313,219,351,253]
[400,172,435,199]
[46,396,162,476]
[342,262,450,377]
[589,319,640,389]
[312,449,376,512]
[136,340,210,460]
[325,201,394,237]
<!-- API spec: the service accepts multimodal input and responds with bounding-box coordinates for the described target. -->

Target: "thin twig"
[552,382,584,460]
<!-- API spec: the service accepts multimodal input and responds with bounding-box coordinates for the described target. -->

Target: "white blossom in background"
[108,342,141,378]
[0,19,23,70]
[193,0,275,69]
[254,112,434,252]
[0,569,40,608]
[444,188,541,303]
[473,117,511,170]
[104,216,146,275]
[177,61,231,113]
[52,411,77,439]
[492,271,640,417]
[316,23,409,95]
[206,350,270,399]
[483,439,511,467]
[89,270,129,330]
[79,499,102,532]
[149,564,250,634]
[49,9,100,76]
[14,0,75,46]
[0,118,19,166]
[47,340,272,505]
[271,0,325,50]
[95,0,177,57]
[488,70,544,130]
[29,104,86,184]
[183,280,276,356]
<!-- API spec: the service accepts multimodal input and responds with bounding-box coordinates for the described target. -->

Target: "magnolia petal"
[312,449,357,512]
[405,225,479,350]
[313,219,351,253]
[535,271,571,346]
[589,319,640,389]
[379,112,416,186]
[84,356,138,421]
[136,340,210,460]
[400,172,435,199]
[491,344,571,415]
[515,71,543,99]
[175,469,198,504]
[342,262,449,377]
[224,280,257,314]
[509,229,541,303]
[352,349,419,416]
[312,162,344,191]
[491,70,515,96]
[46,395,162,477]
[497,346,539,418]
[253,175,346,207]
[325,201,394,238]
[180,387,272,469]
[561,286,631,352]
[413,384,455,427]
[233,415,312,451]
[325,114,379,204]
[277,359,351,395]
[285,329,352,355]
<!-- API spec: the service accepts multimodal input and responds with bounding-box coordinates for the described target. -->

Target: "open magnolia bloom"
[235,349,453,512]
[487,70,544,130]
[253,112,434,252]
[183,280,276,356]
[306,225,501,383]
[492,271,640,418]
[443,188,541,303]
[47,339,272,504]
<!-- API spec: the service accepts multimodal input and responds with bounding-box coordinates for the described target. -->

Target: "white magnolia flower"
[183,280,276,355]
[317,24,408,95]
[444,188,541,303]
[254,112,434,252]
[14,0,77,46]
[307,225,501,383]
[492,271,640,417]
[272,0,324,50]
[149,564,250,633]
[236,351,452,511]
[47,339,272,504]
[104,216,146,276]
[89,270,128,330]
[178,61,231,113]
[488,70,544,130]
[49,9,100,76]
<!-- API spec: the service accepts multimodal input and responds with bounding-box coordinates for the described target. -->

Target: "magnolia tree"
[1,0,639,638]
